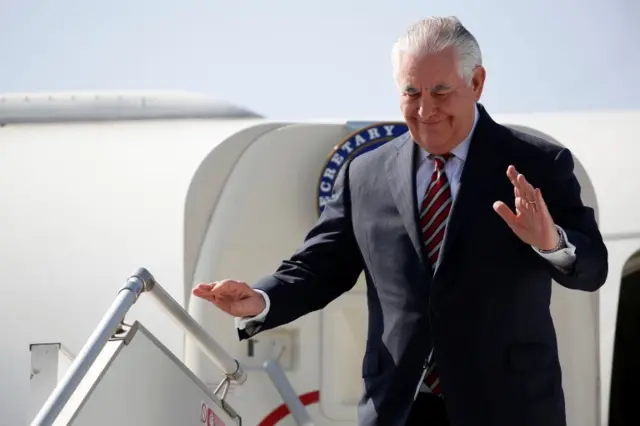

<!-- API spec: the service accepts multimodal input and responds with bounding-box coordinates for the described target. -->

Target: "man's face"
[398,46,485,154]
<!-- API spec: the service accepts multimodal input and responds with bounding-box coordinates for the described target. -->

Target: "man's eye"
[432,91,449,97]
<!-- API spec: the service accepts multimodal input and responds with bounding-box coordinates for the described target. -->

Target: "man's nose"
[418,96,436,119]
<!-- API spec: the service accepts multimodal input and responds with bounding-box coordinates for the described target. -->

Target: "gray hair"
[391,16,482,86]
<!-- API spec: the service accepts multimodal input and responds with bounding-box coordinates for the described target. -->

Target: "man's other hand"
[493,165,560,251]
[192,280,266,318]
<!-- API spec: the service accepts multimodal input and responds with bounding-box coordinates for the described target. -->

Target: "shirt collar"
[418,103,479,163]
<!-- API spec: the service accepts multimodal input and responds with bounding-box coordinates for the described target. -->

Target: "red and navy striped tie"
[419,153,452,397]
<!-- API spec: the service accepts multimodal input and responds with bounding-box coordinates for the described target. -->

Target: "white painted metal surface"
[53,321,240,426]
[0,91,262,123]
[1,91,638,425]
[30,344,75,423]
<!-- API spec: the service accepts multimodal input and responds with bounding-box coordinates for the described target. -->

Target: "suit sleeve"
[238,163,364,340]
[543,148,608,291]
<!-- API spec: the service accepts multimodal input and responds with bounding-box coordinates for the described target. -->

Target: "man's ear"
[471,66,486,99]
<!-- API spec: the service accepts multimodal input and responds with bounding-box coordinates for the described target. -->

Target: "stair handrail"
[30,267,246,426]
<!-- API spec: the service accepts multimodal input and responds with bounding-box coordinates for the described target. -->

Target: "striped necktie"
[419,153,453,397]
[419,153,453,271]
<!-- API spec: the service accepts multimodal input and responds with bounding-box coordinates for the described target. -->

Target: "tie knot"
[430,153,452,170]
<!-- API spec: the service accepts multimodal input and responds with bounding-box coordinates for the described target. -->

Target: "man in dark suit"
[193,16,608,426]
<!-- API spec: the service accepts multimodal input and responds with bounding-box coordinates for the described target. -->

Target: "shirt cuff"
[235,289,270,330]
[532,225,576,271]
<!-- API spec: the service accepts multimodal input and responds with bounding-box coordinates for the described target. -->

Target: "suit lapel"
[383,105,507,278]
[385,133,429,269]
[435,105,506,275]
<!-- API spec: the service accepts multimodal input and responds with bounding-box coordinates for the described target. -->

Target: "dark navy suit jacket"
[239,105,608,426]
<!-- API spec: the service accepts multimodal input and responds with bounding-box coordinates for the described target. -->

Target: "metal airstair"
[29,268,315,426]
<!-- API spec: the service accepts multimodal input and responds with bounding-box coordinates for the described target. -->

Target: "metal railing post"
[30,268,154,426]
[263,360,315,426]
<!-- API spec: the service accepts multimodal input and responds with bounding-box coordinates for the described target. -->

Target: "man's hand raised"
[493,165,560,251]
[192,280,266,318]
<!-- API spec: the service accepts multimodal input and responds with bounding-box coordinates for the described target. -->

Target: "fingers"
[507,166,534,199]
[493,201,518,227]
[192,280,247,302]
[506,165,519,186]
[507,165,537,210]
[515,195,528,213]
[517,175,536,204]
[194,283,213,292]
[534,188,550,215]
[192,285,215,302]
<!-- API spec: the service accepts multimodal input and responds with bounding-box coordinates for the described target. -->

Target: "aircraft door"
[507,124,600,426]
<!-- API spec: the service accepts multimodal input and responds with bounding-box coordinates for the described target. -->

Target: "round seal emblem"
[316,122,408,216]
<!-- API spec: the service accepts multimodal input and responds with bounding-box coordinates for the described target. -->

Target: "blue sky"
[1,0,638,119]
